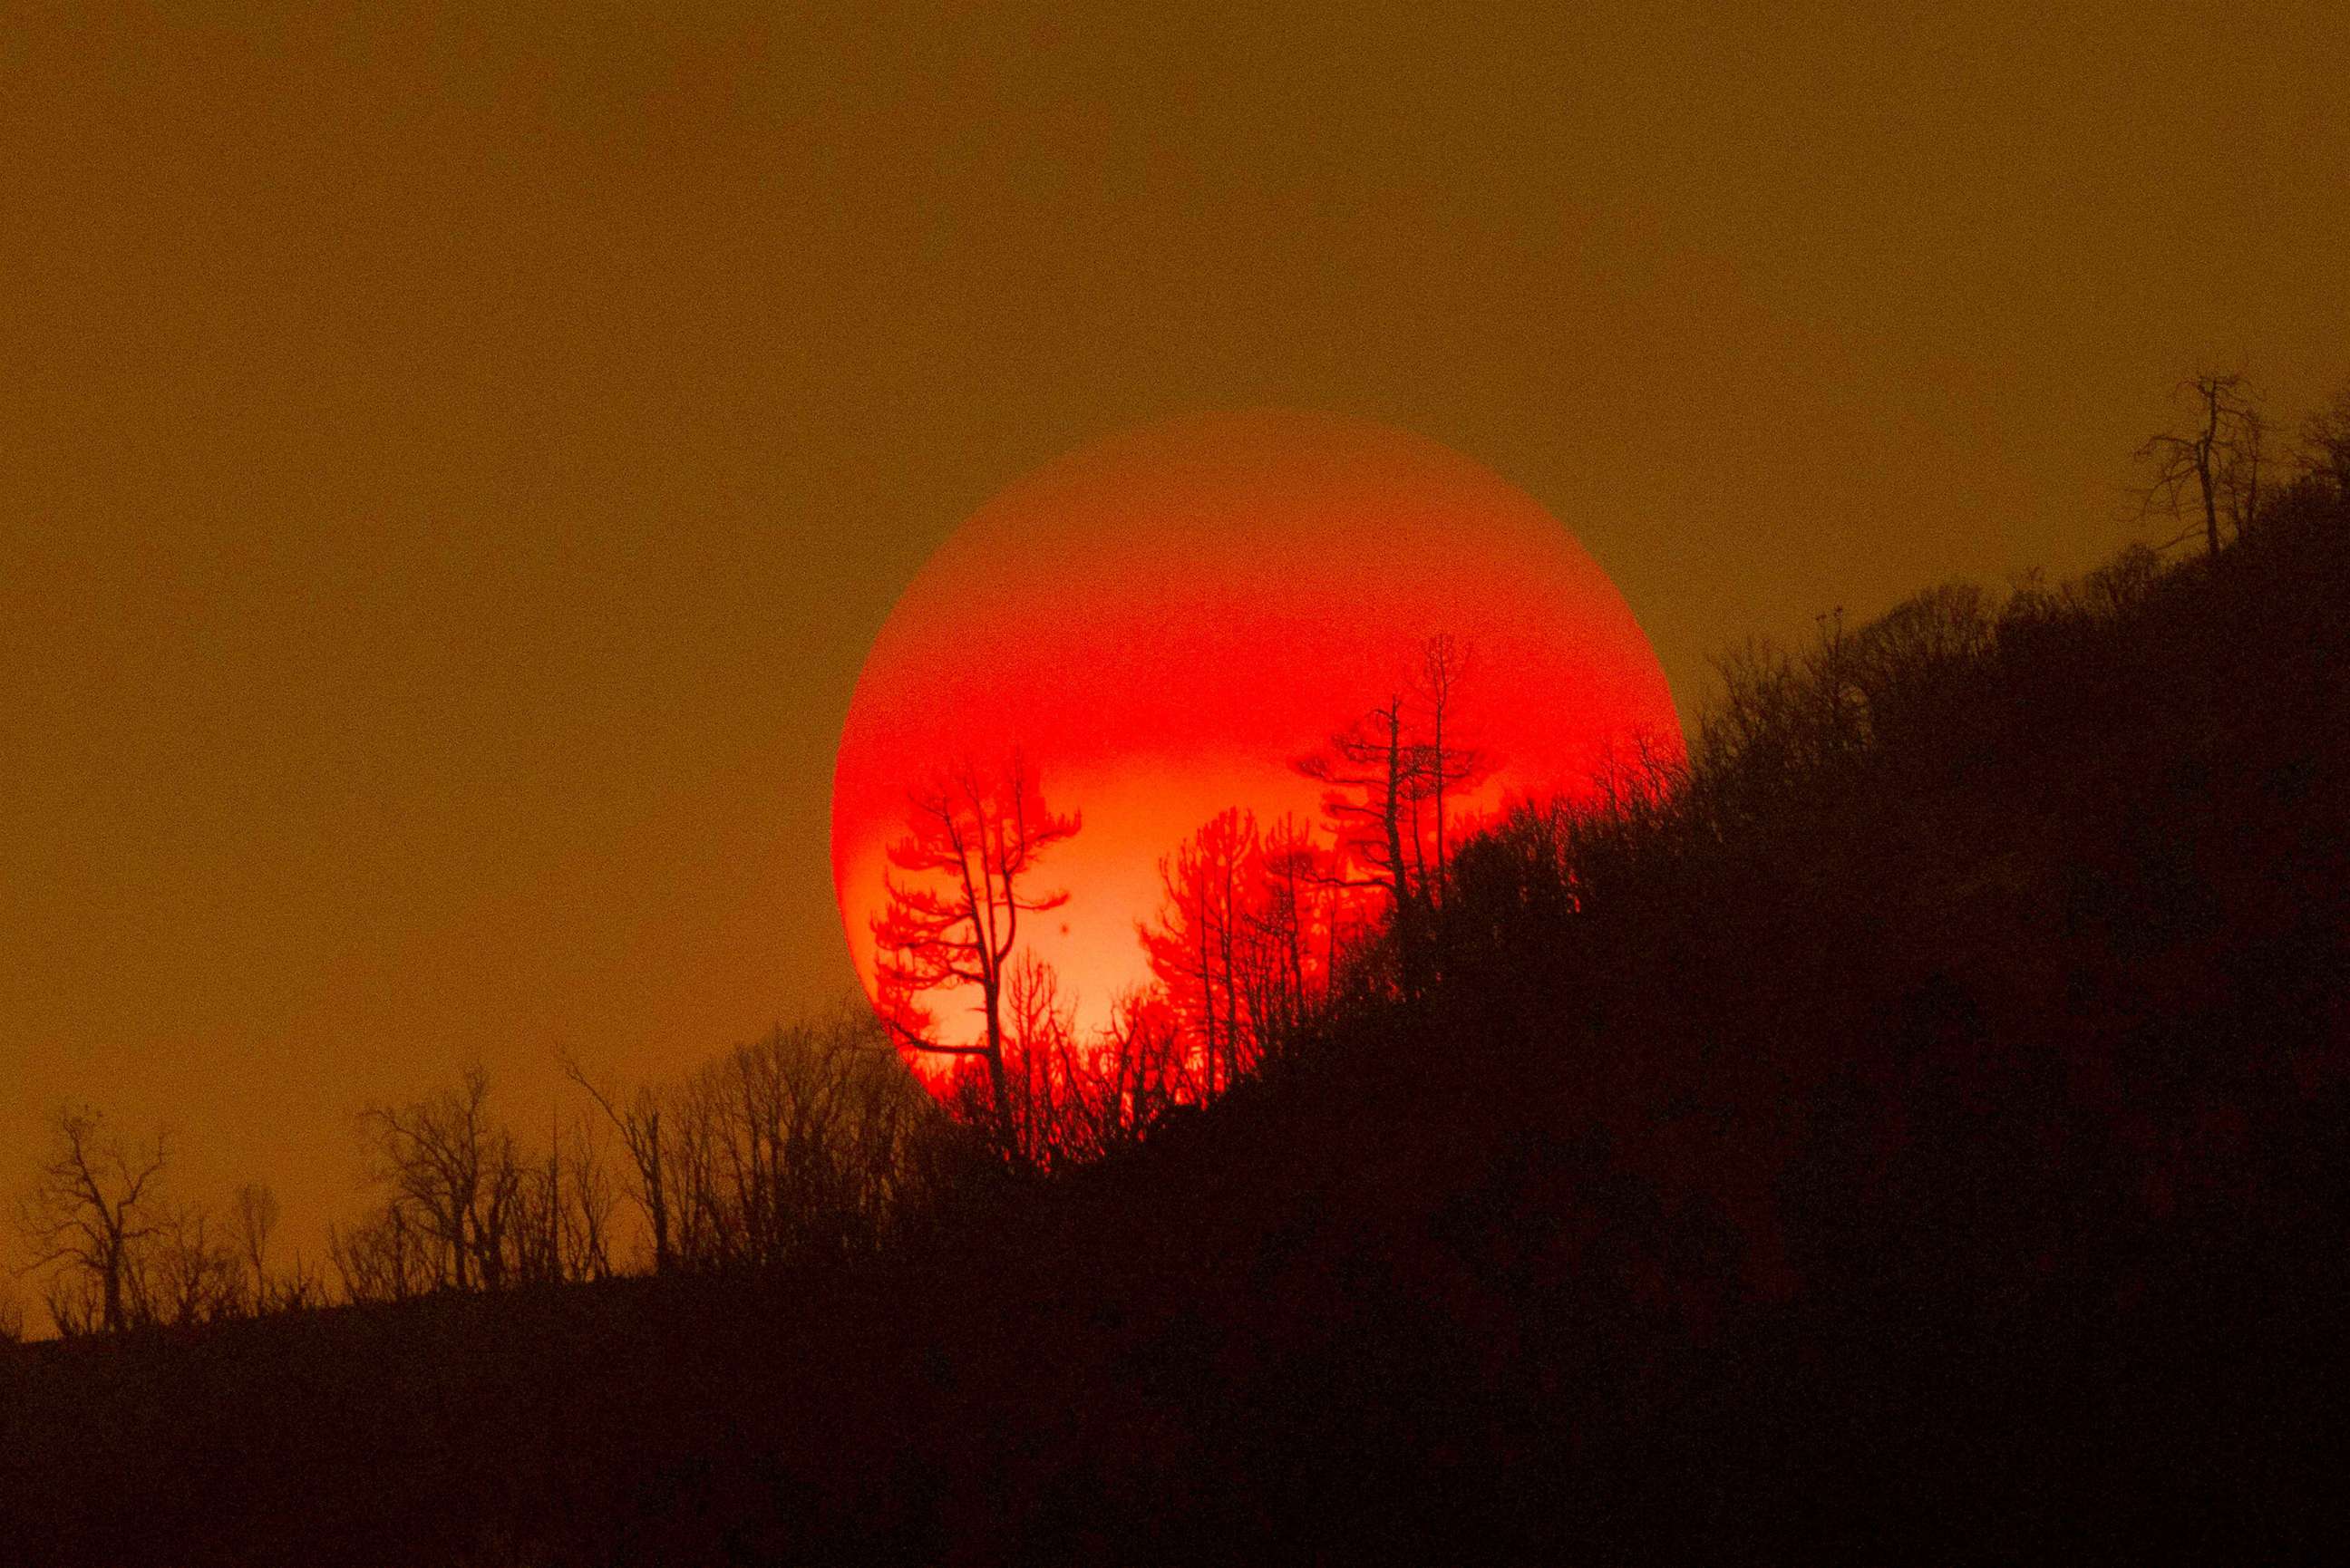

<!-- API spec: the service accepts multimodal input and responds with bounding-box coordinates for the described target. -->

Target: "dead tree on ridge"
[2137,373,2265,554]
[15,1104,170,1334]
[870,755,1080,1164]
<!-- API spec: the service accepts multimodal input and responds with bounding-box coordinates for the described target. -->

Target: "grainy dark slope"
[4,487,2345,1566]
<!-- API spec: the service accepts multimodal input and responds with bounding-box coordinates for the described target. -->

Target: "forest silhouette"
[5,386,2348,1563]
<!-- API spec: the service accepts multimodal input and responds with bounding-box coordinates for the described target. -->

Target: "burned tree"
[1411,633,1492,903]
[1295,636,1491,975]
[15,1104,170,1334]
[1297,692,1417,920]
[356,1065,514,1292]
[986,953,1086,1170]
[1142,808,1350,1097]
[2137,373,2266,554]
[2299,382,2350,494]
[870,756,1079,1162]
[1141,808,1261,1099]
[1244,811,1342,1054]
[563,1052,675,1275]
[230,1181,280,1310]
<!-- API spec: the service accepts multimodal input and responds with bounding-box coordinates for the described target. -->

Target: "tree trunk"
[981,980,1019,1166]
[102,1250,123,1333]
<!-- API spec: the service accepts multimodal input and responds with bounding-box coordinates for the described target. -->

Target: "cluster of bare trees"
[11,1106,313,1336]
[871,635,1494,1171]
[1140,810,1345,1100]
[1668,371,2350,853]
[1682,544,2206,847]
[1136,634,1495,1089]
[864,753,1198,1172]
[897,799,1336,1174]
[327,1066,619,1303]
[586,1007,955,1273]
[933,958,1171,1172]
[7,1011,957,1335]
[327,1011,951,1305]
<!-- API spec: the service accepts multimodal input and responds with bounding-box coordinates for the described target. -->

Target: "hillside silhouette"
[5,479,2346,1564]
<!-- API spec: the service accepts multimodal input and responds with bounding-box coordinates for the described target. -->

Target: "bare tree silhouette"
[327,1201,436,1304]
[1241,812,1335,1054]
[1411,633,1491,904]
[2137,373,2266,553]
[870,756,1080,1162]
[230,1182,279,1309]
[2299,381,2350,494]
[356,1067,512,1292]
[1295,635,1491,983]
[16,1104,170,1334]
[137,1202,245,1327]
[980,952,1082,1169]
[1087,987,1189,1149]
[553,1115,619,1281]
[1297,692,1416,919]
[1141,808,1262,1099]
[563,1052,675,1275]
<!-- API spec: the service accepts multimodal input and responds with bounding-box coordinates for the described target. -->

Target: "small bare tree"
[556,1113,618,1281]
[358,1066,511,1292]
[1412,634,1491,903]
[134,1203,247,1327]
[2137,373,2265,554]
[2298,382,2350,494]
[1296,636,1491,925]
[1141,808,1261,1099]
[15,1104,170,1334]
[231,1182,281,1310]
[1297,692,1416,919]
[563,1052,675,1275]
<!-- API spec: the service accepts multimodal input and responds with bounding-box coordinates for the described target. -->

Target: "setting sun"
[831,411,1684,1081]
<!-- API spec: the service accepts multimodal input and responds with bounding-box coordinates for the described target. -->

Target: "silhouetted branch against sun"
[870,754,1080,1161]
[1292,634,1494,941]
[1140,807,1267,1100]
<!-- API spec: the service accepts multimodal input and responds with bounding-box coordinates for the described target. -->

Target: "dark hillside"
[5,489,2346,1564]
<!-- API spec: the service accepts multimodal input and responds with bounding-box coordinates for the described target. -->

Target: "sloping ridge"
[5,491,2345,1565]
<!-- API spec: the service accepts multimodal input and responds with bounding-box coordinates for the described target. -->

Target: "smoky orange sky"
[5,1,2347,1264]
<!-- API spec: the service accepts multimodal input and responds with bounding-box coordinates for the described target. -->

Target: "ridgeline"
[5,483,2345,1564]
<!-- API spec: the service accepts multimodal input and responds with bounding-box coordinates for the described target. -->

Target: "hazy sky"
[5,0,2345,1258]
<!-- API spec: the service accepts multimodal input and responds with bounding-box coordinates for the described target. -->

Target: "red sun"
[831,411,1682,1086]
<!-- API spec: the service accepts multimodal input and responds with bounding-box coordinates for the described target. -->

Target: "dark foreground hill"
[5,490,2347,1565]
